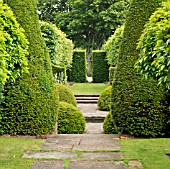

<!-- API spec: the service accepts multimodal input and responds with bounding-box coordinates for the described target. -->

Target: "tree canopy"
[37,0,129,53]
[135,0,170,89]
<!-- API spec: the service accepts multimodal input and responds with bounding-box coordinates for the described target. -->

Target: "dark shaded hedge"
[67,50,86,83]
[1,0,59,135]
[103,112,117,134]
[111,0,169,137]
[97,86,112,111]
[58,102,86,134]
[92,50,109,83]
[56,83,77,107]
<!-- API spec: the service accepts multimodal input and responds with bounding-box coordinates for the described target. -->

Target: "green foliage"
[56,83,77,107]
[92,50,109,83]
[1,0,59,135]
[37,0,129,52]
[111,0,169,137]
[109,66,116,84]
[97,86,112,111]
[67,50,87,83]
[0,3,29,112]
[103,26,124,66]
[52,65,67,85]
[57,102,86,134]
[103,112,117,134]
[40,21,74,69]
[0,3,29,85]
[135,1,170,89]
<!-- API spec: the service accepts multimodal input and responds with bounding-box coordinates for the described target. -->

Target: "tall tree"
[38,0,129,53]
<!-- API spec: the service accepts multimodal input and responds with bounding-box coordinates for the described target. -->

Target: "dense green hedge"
[92,50,109,83]
[57,102,86,134]
[67,50,86,83]
[111,0,169,137]
[40,21,74,69]
[103,112,117,134]
[56,83,77,107]
[1,0,59,135]
[97,86,112,111]
[52,65,67,84]
[109,66,116,84]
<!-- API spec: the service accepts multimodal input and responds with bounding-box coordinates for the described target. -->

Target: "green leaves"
[40,21,74,69]
[0,4,29,85]
[103,26,124,66]
[135,0,170,89]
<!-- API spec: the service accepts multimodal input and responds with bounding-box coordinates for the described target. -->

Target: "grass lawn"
[121,138,170,169]
[0,137,44,169]
[69,83,108,94]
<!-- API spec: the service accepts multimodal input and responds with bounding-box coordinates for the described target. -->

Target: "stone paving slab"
[73,134,120,151]
[31,160,64,169]
[68,160,125,169]
[40,134,120,151]
[84,123,104,134]
[40,135,81,151]
[80,152,123,160]
[23,152,77,159]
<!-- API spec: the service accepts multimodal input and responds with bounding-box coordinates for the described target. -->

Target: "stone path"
[23,91,144,169]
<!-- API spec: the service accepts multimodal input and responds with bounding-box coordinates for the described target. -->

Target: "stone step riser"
[77,101,98,104]
[74,94,100,97]
[76,97,99,100]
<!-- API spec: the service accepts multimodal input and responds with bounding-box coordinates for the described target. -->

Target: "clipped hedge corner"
[67,50,86,83]
[92,50,109,83]
[103,112,117,134]
[97,86,112,111]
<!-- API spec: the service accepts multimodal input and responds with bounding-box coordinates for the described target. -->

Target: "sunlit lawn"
[121,138,170,169]
[69,83,108,94]
[0,137,44,169]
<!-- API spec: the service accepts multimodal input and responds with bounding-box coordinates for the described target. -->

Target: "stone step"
[74,94,100,97]
[85,115,105,123]
[76,97,99,100]
[77,100,98,104]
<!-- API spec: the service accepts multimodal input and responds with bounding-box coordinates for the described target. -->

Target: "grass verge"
[69,83,108,94]
[120,138,170,169]
[0,137,44,169]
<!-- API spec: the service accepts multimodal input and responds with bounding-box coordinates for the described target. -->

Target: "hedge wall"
[40,21,74,69]
[111,0,169,137]
[1,0,59,135]
[92,50,109,83]
[67,50,86,83]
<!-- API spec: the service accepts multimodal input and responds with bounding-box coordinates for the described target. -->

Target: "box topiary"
[111,0,169,137]
[56,83,77,107]
[97,86,112,111]
[57,102,86,134]
[1,0,59,135]
[103,112,117,134]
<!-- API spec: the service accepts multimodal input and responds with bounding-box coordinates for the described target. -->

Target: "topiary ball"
[103,111,117,134]
[57,102,86,134]
[97,86,112,111]
[56,83,77,107]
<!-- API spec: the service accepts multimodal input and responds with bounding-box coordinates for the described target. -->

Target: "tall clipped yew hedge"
[1,0,59,135]
[92,50,109,83]
[67,50,86,83]
[111,0,169,137]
